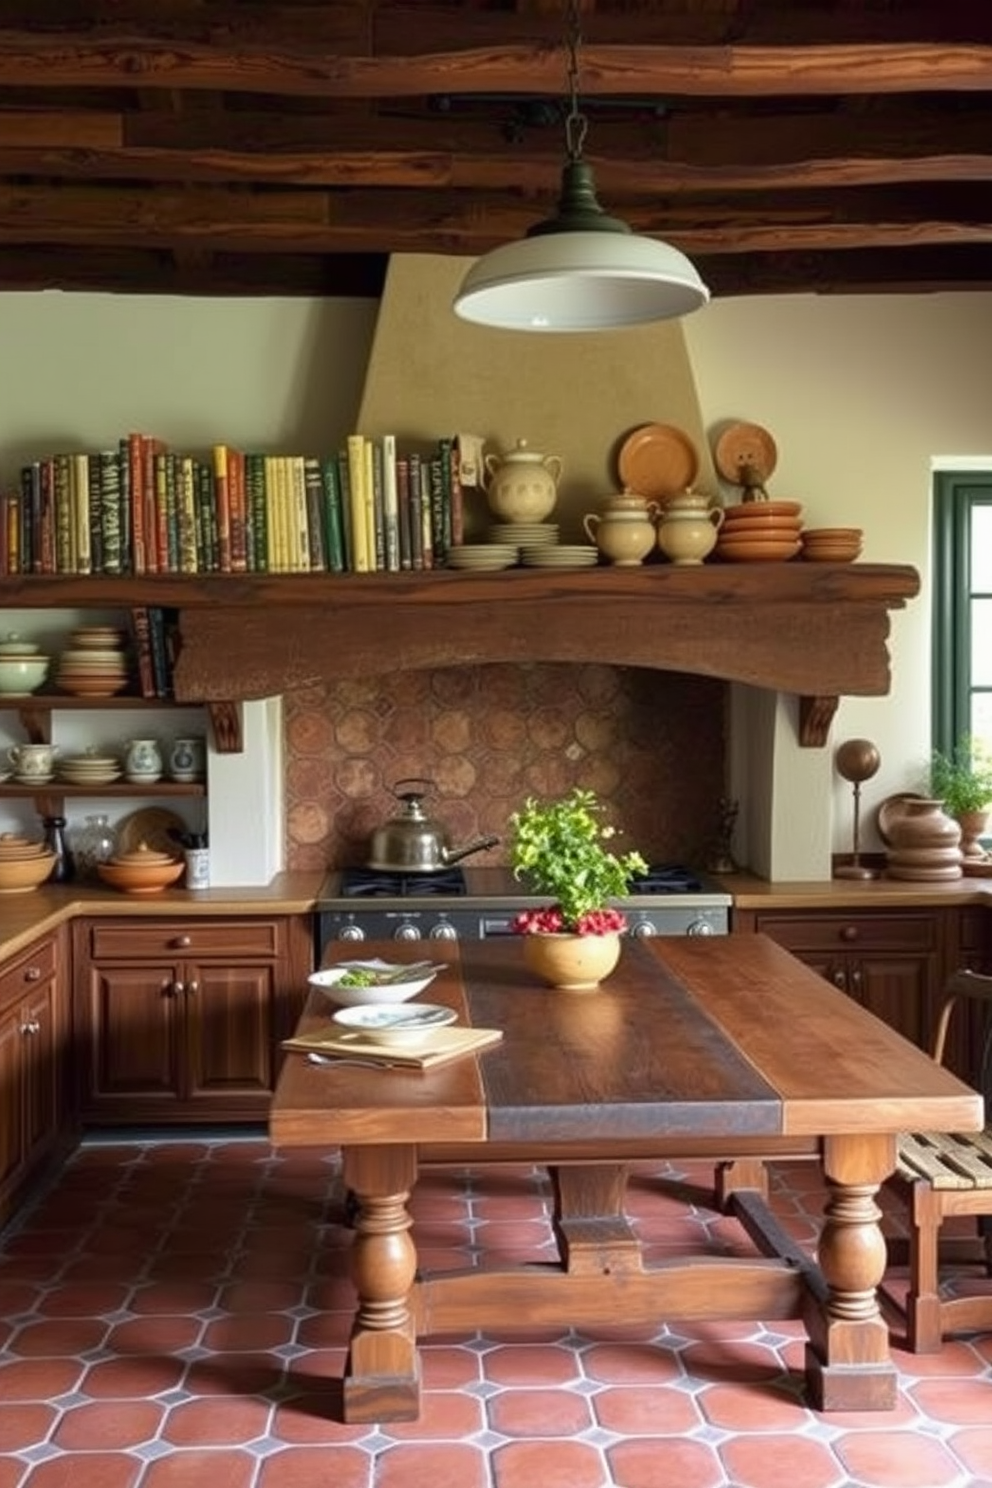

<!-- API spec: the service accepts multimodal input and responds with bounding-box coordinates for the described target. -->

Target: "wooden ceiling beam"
[0,181,988,259]
[0,33,990,100]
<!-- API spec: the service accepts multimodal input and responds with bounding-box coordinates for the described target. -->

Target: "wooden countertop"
[722,871,992,911]
[0,871,324,960]
[1,868,988,965]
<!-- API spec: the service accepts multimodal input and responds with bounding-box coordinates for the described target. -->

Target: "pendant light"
[453,0,710,332]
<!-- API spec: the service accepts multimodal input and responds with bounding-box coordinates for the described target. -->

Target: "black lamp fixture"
[453,0,710,332]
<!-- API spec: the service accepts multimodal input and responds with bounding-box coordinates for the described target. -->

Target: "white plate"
[332,1002,457,1046]
[308,958,442,1006]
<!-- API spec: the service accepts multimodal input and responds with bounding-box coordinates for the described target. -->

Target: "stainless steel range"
[315,863,731,951]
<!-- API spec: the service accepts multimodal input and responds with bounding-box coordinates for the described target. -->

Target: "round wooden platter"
[713,421,778,485]
[617,423,699,501]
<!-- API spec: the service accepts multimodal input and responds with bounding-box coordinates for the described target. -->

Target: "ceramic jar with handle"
[483,439,562,523]
[583,503,658,566]
[656,502,724,566]
[7,742,58,781]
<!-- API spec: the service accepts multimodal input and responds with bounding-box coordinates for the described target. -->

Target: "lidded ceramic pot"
[656,504,724,566]
[583,507,658,566]
[884,799,963,881]
[483,439,563,523]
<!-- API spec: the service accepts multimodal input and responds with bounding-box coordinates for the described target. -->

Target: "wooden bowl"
[0,850,57,894]
[97,855,185,896]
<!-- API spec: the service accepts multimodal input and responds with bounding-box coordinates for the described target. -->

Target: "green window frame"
[932,471,992,755]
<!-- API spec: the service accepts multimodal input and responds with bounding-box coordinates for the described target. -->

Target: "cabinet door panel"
[22,983,59,1155]
[187,964,274,1098]
[85,966,179,1103]
[848,955,935,1048]
[0,1006,24,1195]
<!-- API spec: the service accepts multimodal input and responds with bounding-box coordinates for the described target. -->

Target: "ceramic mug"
[7,742,58,780]
[184,847,210,890]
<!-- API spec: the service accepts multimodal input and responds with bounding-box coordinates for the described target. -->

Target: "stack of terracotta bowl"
[715,500,804,563]
[800,527,863,563]
[0,833,58,894]
[97,842,185,896]
[56,625,130,698]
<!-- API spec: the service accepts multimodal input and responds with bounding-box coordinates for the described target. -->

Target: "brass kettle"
[368,779,499,873]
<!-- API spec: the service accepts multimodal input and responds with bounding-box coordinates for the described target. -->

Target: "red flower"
[512,905,627,937]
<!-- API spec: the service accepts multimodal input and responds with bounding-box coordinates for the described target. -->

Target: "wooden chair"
[889,968,992,1352]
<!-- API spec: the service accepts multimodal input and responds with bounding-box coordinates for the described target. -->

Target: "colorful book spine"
[228,446,248,573]
[263,455,279,572]
[346,434,371,573]
[129,605,156,698]
[196,461,219,571]
[98,450,122,575]
[290,455,309,572]
[211,443,233,573]
[3,491,20,574]
[38,460,55,574]
[245,452,267,572]
[303,457,327,571]
[115,438,131,573]
[408,452,424,571]
[396,455,412,570]
[127,433,146,574]
[429,452,446,568]
[369,437,385,571]
[18,464,38,574]
[178,454,198,573]
[336,449,353,570]
[142,435,162,574]
[320,458,345,573]
[153,450,171,574]
[440,436,460,549]
[53,454,73,573]
[73,451,92,575]
[87,453,104,575]
[382,434,400,572]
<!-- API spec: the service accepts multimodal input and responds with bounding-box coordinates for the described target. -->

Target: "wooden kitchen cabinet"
[0,928,72,1228]
[733,908,947,1055]
[72,915,312,1124]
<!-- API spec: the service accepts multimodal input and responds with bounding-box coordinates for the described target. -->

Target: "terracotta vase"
[955,808,990,862]
[522,930,622,992]
[885,797,963,881]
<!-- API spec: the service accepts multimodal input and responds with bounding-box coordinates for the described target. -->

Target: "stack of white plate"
[490,523,559,547]
[57,752,122,786]
[447,544,519,572]
[56,630,131,698]
[520,544,600,568]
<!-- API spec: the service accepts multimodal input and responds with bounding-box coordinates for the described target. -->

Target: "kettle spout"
[442,834,500,866]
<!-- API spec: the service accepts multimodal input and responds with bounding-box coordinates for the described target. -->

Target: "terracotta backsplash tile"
[284,664,727,873]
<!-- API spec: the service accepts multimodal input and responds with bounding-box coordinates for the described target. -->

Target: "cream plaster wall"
[1,278,991,879]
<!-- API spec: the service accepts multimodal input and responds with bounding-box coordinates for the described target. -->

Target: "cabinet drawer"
[755,912,938,955]
[87,920,283,961]
[0,935,57,1007]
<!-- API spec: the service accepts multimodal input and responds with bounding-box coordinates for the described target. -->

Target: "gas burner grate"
[339,867,467,898]
[629,863,704,895]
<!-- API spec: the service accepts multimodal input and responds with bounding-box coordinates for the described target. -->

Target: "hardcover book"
[303,457,327,571]
[382,433,400,572]
[320,457,345,573]
[346,433,371,573]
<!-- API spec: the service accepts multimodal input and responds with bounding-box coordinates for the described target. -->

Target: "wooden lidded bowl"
[97,843,184,896]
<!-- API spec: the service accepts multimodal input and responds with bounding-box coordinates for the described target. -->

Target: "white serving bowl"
[332,1002,457,1046]
[0,656,49,694]
[308,958,441,1007]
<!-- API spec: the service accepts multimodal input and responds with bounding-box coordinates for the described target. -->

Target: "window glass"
[973,599,992,688]
[972,504,992,590]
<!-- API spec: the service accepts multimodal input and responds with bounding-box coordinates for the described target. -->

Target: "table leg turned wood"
[341,1145,421,1423]
[550,1163,643,1275]
[805,1133,897,1411]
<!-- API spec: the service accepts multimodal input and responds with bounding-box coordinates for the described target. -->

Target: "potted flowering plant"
[508,788,647,989]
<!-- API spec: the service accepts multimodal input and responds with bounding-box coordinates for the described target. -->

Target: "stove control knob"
[628,920,656,938]
[338,924,365,941]
[686,918,715,937]
[430,922,459,941]
[393,922,422,941]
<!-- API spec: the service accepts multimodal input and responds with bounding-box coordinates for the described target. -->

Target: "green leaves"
[508,787,647,931]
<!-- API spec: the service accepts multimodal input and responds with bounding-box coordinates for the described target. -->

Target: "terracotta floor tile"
[592,1382,702,1435]
[103,1315,202,1354]
[80,1355,187,1398]
[906,1374,992,1425]
[52,1399,164,1449]
[256,1445,371,1488]
[36,1282,132,1317]
[944,1426,992,1479]
[140,1451,258,1488]
[162,1395,273,1445]
[375,1442,491,1488]
[378,1388,486,1440]
[0,1402,58,1451]
[8,1318,108,1357]
[128,1280,219,1315]
[605,1437,725,1488]
[492,1439,610,1488]
[22,1453,143,1488]
[201,1312,296,1351]
[487,1384,595,1436]
[834,1430,964,1486]
[718,1435,844,1488]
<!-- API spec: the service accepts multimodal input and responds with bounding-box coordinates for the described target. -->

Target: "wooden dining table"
[270,934,982,1423]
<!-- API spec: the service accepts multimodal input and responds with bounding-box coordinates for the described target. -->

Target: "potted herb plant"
[508,787,647,991]
[928,735,992,861]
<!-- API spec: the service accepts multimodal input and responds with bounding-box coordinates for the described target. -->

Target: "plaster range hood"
[160,561,919,748]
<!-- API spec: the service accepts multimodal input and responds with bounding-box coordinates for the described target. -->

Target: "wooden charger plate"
[115,807,187,858]
[714,421,779,484]
[617,423,699,501]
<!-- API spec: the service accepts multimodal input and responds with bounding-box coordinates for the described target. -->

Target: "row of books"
[0,433,466,577]
[129,606,180,699]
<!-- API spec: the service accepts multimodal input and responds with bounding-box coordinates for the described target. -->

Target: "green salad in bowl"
[307,958,443,1007]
